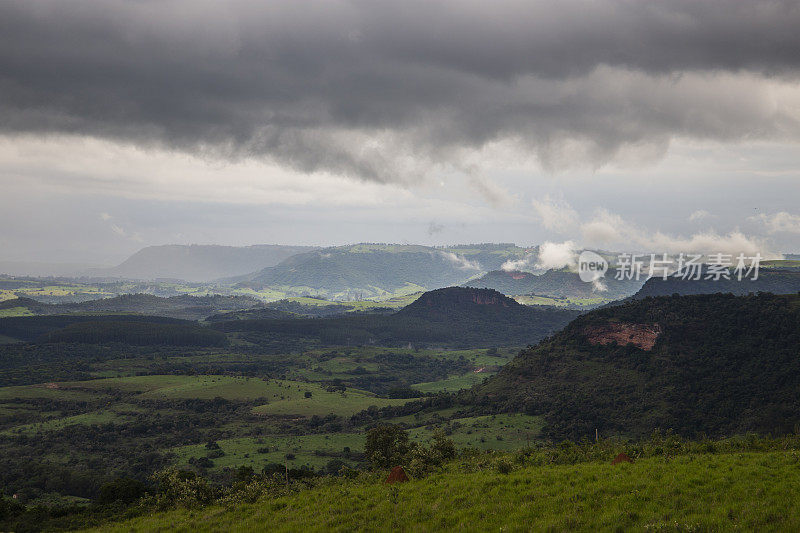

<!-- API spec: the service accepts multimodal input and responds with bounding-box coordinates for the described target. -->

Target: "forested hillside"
[477,293,800,439]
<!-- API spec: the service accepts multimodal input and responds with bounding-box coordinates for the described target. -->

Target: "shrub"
[406,431,457,477]
[149,469,215,510]
[365,425,414,469]
[97,477,148,505]
[495,459,513,474]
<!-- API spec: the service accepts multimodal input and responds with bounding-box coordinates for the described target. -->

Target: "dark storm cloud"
[1,0,800,182]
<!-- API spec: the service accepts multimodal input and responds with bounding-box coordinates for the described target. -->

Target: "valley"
[1,245,800,531]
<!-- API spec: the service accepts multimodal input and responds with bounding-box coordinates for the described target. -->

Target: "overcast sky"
[1,0,799,265]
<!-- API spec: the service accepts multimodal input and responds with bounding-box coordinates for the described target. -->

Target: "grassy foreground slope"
[96,451,800,532]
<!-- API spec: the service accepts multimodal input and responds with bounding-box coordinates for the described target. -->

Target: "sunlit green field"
[411,372,492,393]
[514,294,614,308]
[0,375,410,415]
[250,385,409,417]
[170,433,365,471]
[95,451,800,532]
[0,306,33,317]
[408,414,543,450]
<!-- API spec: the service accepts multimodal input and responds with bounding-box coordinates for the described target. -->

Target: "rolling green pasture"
[0,375,407,411]
[514,294,614,308]
[69,375,296,400]
[0,306,34,317]
[251,385,409,418]
[411,372,492,393]
[2,410,132,436]
[170,433,364,471]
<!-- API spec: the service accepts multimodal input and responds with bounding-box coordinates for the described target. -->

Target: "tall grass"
[93,433,800,532]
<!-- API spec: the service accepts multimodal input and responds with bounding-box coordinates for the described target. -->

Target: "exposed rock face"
[583,322,661,351]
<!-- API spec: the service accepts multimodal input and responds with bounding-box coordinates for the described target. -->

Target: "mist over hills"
[92,244,317,282]
[464,269,644,300]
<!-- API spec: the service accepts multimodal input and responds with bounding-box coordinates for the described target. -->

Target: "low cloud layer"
[528,196,778,258]
[749,212,800,234]
[2,0,800,186]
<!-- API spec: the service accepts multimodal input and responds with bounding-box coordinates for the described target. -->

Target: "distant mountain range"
[91,244,317,282]
[630,268,800,299]
[234,243,533,300]
[0,294,269,321]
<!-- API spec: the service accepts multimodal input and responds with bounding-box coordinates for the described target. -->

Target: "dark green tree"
[364,425,414,469]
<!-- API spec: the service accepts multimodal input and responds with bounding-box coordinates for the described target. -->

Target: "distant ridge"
[631,268,800,299]
[0,293,269,321]
[93,244,317,282]
[396,286,522,318]
[237,244,518,300]
[212,287,580,348]
[464,269,643,300]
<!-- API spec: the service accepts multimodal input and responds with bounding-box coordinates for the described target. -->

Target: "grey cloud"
[1,0,800,182]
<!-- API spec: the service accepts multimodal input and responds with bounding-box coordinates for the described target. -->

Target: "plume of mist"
[439,251,481,270]
[535,241,578,270]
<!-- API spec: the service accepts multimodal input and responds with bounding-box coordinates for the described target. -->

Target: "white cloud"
[580,209,626,243]
[689,210,713,221]
[535,241,578,270]
[749,212,800,234]
[500,255,534,272]
[531,194,579,232]
[439,251,481,270]
[579,209,773,256]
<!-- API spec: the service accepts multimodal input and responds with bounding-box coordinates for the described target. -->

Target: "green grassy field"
[170,433,365,472]
[0,306,34,317]
[408,414,543,450]
[93,450,800,532]
[0,375,411,416]
[513,294,614,308]
[0,275,426,307]
[250,385,409,418]
[2,410,131,435]
[411,372,491,393]
[166,414,543,474]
